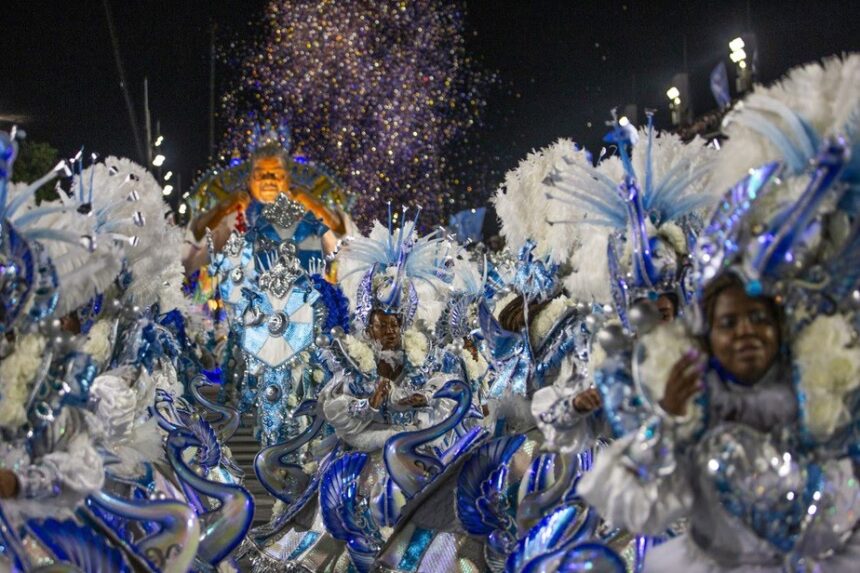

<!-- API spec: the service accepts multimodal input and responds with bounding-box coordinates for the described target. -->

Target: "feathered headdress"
[492,138,587,264]
[334,204,451,331]
[545,113,718,327]
[695,54,860,322]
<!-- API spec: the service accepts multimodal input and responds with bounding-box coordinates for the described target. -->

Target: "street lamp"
[729,36,752,94]
[163,170,173,181]
[152,154,166,167]
[666,86,682,126]
[162,184,174,196]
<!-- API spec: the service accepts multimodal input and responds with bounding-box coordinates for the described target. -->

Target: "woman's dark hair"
[498,295,552,332]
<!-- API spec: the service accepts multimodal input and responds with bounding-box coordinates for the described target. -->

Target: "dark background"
[2,1,858,208]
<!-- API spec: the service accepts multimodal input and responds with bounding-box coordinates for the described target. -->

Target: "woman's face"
[708,285,779,384]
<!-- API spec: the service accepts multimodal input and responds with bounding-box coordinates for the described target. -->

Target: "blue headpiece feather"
[337,203,451,331]
[546,112,715,326]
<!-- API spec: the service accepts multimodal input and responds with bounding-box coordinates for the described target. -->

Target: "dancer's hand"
[660,350,706,416]
[370,378,391,409]
[0,469,19,499]
[397,393,428,408]
[572,388,602,413]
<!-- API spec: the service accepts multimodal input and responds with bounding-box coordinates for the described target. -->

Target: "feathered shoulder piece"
[546,113,718,326]
[695,54,860,324]
[0,130,102,331]
[333,204,451,331]
[71,157,186,313]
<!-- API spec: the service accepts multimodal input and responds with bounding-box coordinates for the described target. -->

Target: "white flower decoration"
[0,334,46,429]
[403,329,429,368]
[344,335,376,374]
[794,314,860,439]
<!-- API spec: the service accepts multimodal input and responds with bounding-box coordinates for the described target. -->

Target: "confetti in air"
[219,0,496,231]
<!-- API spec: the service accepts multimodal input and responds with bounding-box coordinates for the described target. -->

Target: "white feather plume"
[5,181,124,315]
[492,139,587,263]
[713,54,860,195]
[72,157,187,312]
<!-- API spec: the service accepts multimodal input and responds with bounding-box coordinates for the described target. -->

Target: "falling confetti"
[218,0,496,230]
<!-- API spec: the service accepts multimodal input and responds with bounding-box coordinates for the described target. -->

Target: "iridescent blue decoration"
[694,161,782,295]
[383,379,481,498]
[319,452,383,573]
[700,424,822,554]
[479,301,532,398]
[251,443,343,546]
[26,518,134,573]
[310,273,351,333]
[86,490,200,573]
[741,141,849,295]
[533,307,590,390]
[0,213,60,335]
[511,240,559,303]
[456,434,525,539]
[517,451,585,532]
[28,352,98,429]
[555,542,627,573]
[166,425,254,567]
[189,374,240,442]
[505,504,600,573]
[254,399,324,504]
[593,353,648,439]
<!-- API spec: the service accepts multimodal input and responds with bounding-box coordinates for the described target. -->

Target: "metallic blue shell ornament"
[26,518,134,573]
[383,378,487,499]
[505,503,601,573]
[166,425,254,567]
[456,434,526,538]
[512,240,559,303]
[319,452,383,573]
[85,489,201,573]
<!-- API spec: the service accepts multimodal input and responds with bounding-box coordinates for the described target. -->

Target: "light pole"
[729,36,752,94]
[666,86,682,127]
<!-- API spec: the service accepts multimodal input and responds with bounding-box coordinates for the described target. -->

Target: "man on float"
[183,144,346,273]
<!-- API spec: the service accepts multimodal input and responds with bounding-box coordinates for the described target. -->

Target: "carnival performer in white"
[579,54,860,572]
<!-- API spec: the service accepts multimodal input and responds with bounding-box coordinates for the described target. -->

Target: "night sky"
[2,0,858,213]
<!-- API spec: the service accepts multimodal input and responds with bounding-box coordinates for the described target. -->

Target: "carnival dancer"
[579,54,860,572]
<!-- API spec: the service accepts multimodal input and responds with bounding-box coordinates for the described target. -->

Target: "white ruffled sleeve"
[532,357,602,454]
[319,373,380,442]
[578,419,693,535]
